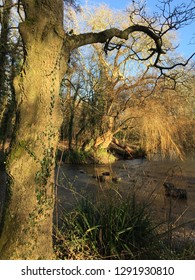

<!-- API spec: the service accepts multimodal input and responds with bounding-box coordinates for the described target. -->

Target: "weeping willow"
[139,99,193,160]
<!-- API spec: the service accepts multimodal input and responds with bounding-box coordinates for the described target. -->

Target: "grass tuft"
[54,191,192,260]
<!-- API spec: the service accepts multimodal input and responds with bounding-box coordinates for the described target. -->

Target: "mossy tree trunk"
[0,0,68,259]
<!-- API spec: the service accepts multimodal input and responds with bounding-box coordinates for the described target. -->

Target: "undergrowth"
[54,188,194,260]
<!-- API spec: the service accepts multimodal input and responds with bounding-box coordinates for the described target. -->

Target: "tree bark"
[0,0,68,259]
[94,131,114,149]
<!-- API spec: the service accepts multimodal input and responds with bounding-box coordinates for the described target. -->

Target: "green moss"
[8,140,31,166]
[94,148,116,164]
[9,145,24,163]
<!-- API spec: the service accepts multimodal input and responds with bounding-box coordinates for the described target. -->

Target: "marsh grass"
[54,161,195,260]
[54,189,192,260]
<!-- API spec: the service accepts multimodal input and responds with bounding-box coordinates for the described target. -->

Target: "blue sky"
[79,0,195,58]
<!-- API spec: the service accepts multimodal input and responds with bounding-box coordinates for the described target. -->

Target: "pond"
[55,158,195,241]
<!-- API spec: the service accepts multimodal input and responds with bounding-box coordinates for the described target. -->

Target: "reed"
[54,189,194,260]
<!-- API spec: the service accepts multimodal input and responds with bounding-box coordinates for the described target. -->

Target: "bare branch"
[68,24,164,66]
[155,53,195,71]
[125,1,195,70]
[67,1,195,71]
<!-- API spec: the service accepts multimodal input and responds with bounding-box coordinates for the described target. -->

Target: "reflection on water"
[55,158,195,238]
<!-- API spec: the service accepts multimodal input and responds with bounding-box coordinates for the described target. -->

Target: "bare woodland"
[0,0,195,259]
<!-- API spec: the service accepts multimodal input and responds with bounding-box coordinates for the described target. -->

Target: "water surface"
[55,158,195,239]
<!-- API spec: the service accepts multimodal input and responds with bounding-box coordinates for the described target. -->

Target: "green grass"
[54,188,194,260]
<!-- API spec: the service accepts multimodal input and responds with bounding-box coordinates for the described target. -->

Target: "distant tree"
[0,0,23,148]
[0,0,194,259]
[60,4,195,160]
[138,72,195,159]
[0,0,12,139]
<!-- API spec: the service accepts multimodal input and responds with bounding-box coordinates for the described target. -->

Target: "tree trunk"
[0,1,68,259]
[94,131,114,150]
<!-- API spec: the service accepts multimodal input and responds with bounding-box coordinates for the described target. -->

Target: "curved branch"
[68,24,164,60]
